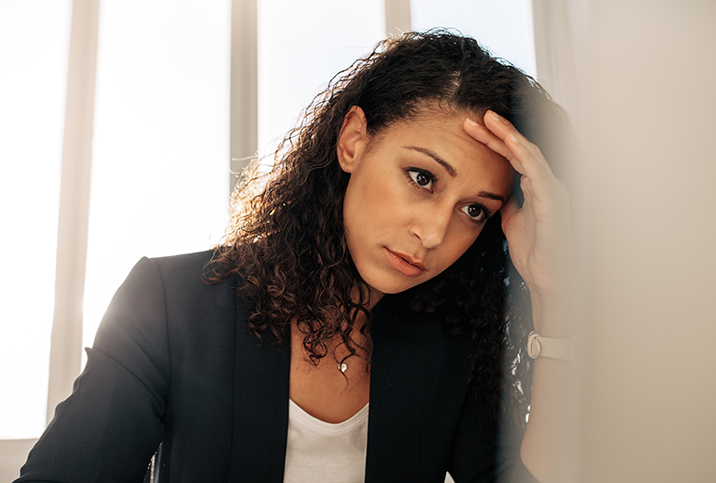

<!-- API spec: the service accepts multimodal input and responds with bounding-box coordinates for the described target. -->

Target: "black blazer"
[16,251,536,482]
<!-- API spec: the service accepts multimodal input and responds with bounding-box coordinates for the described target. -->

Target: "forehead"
[372,107,482,148]
[371,108,514,194]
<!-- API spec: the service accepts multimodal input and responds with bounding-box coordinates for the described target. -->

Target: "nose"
[409,204,451,249]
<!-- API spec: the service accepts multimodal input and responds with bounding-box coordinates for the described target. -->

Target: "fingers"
[463,117,546,183]
[483,110,554,173]
[465,112,566,203]
[463,118,526,174]
[464,111,556,179]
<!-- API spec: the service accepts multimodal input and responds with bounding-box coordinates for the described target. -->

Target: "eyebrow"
[404,145,506,203]
[477,191,505,203]
[404,146,456,177]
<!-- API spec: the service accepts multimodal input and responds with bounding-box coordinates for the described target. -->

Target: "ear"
[337,106,368,173]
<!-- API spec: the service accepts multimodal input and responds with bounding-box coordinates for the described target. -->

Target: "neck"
[351,284,385,312]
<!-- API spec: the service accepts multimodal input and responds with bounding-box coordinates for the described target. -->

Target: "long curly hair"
[211,30,570,429]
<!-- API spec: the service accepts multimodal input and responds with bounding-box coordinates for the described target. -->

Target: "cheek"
[342,176,387,256]
[343,178,372,231]
[344,167,403,228]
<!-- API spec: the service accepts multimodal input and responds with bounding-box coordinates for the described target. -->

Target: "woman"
[16,31,576,482]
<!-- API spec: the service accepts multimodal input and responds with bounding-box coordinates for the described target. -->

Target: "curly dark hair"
[211,29,571,429]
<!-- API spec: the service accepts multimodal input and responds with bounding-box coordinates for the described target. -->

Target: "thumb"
[500,195,521,231]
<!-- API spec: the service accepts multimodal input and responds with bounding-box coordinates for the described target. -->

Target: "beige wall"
[575,2,716,481]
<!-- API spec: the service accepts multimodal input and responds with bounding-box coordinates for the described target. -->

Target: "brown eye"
[408,169,434,191]
[461,204,486,222]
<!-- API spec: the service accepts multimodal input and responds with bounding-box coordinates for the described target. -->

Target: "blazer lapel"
[365,299,428,482]
[229,299,291,482]
[226,293,464,482]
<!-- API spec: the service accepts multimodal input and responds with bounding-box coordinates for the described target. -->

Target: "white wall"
[575,2,716,481]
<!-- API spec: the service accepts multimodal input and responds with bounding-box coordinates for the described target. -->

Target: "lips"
[385,248,427,277]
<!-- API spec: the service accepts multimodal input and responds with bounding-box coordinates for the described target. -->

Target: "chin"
[361,273,424,297]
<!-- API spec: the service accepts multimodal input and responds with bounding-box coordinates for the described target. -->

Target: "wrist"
[527,331,578,362]
[530,293,575,338]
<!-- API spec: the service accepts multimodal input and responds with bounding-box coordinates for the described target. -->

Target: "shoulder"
[143,249,218,284]
[148,248,217,271]
[99,250,243,346]
[123,249,236,302]
[94,249,245,380]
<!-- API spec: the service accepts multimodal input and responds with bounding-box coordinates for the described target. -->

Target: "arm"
[15,258,170,483]
[463,112,580,483]
[449,383,542,483]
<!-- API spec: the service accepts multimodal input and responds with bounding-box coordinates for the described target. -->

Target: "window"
[1,1,536,479]
[257,0,385,157]
[81,0,231,361]
[411,0,535,76]
[0,0,72,441]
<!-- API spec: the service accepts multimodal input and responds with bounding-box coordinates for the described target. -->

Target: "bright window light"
[0,0,72,439]
[411,0,536,76]
[82,0,231,354]
[257,0,385,158]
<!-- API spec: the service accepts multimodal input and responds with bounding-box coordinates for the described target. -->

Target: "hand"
[463,111,576,333]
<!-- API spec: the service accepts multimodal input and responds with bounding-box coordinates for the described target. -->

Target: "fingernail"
[465,118,479,127]
[490,111,501,122]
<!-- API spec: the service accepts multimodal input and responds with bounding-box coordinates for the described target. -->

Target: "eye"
[407,169,434,191]
[460,204,487,222]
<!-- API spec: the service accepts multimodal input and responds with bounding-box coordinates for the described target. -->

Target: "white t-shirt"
[283,399,369,483]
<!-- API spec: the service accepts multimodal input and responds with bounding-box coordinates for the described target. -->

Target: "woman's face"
[337,106,514,300]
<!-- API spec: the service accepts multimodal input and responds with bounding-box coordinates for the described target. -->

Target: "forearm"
[519,293,581,483]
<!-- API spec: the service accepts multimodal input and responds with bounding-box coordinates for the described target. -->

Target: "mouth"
[385,248,427,277]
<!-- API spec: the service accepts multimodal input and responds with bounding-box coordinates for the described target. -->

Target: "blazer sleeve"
[448,387,541,483]
[15,257,171,483]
